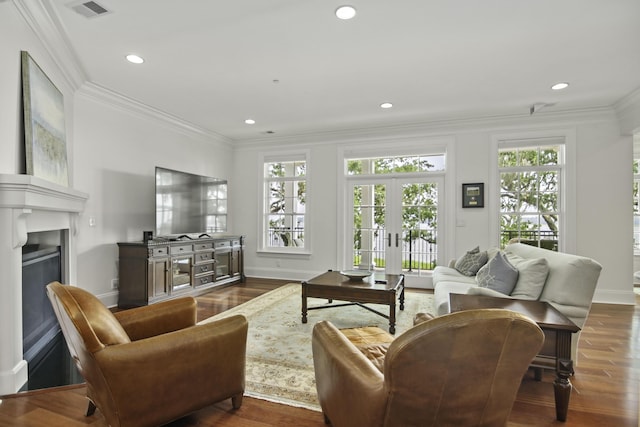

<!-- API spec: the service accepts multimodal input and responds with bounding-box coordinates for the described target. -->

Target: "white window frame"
[337,136,456,273]
[490,129,576,253]
[258,150,311,255]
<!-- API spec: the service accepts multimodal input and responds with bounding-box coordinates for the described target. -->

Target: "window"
[344,154,445,279]
[347,154,445,175]
[262,156,306,250]
[498,143,563,251]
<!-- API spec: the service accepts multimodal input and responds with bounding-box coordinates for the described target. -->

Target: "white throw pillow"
[505,252,550,300]
[476,251,519,295]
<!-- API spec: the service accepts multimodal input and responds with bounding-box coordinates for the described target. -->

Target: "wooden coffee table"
[301,270,405,334]
[449,293,580,422]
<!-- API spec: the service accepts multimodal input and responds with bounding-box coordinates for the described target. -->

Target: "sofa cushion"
[433,281,478,316]
[504,252,550,300]
[476,251,519,295]
[454,246,488,276]
[504,243,602,329]
[433,266,477,285]
[466,286,512,299]
[340,326,393,373]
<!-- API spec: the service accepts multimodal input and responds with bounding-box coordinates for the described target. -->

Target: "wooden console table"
[301,271,405,334]
[449,293,580,422]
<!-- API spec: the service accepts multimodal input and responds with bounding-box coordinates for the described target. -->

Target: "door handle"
[395,233,399,247]
[388,233,391,247]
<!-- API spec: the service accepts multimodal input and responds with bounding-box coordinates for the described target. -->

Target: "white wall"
[72,90,233,303]
[233,111,637,305]
[3,0,640,308]
[0,4,74,175]
[1,2,234,306]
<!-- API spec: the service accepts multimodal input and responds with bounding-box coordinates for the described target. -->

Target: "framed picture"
[21,51,69,187]
[462,183,484,208]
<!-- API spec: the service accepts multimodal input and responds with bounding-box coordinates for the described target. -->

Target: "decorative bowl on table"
[339,270,371,281]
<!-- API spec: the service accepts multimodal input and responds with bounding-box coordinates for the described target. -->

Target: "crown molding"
[614,86,640,135]
[14,0,86,90]
[235,105,617,149]
[614,86,640,113]
[16,0,232,147]
[77,82,233,147]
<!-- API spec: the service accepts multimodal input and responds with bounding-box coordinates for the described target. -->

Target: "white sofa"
[433,242,602,363]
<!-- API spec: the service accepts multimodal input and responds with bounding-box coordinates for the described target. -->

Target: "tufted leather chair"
[312,309,544,427]
[46,281,248,427]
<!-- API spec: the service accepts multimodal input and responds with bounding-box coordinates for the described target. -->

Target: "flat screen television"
[155,167,227,238]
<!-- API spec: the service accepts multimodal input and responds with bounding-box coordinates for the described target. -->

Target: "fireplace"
[22,243,82,390]
[0,174,87,395]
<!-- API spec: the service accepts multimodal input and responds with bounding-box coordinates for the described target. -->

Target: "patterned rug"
[199,283,435,411]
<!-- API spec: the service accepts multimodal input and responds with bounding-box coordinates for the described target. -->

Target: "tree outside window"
[347,155,442,270]
[498,145,562,250]
[264,159,306,249]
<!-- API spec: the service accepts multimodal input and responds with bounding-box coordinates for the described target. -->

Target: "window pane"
[374,158,394,174]
[346,154,446,175]
[539,146,559,165]
[498,142,562,250]
[266,160,306,178]
[539,171,558,192]
[498,149,517,168]
[519,192,538,212]
[540,192,558,212]
[264,157,307,249]
[518,149,538,166]
[420,155,446,171]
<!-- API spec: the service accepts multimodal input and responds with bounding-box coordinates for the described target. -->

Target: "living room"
[0,0,639,420]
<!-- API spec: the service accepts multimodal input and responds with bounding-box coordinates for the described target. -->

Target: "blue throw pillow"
[476,251,519,295]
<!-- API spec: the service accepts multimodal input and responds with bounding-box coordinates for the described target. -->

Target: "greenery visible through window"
[264,159,306,249]
[347,154,445,175]
[346,154,443,272]
[498,144,562,250]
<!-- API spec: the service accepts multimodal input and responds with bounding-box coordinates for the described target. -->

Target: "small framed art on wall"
[462,183,484,208]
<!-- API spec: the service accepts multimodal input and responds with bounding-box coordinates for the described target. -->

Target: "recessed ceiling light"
[245,119,256,125]
[126,54,144,64]
[335,5,356,20]
[551,82,569,90]
[380,102,393,109]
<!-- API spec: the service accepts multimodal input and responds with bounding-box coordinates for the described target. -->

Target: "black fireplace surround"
[22,245,80,390]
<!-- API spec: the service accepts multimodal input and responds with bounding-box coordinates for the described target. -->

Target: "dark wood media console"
[117,235,245,308]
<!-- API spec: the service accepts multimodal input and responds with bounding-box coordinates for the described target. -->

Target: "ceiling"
[47,0,640,141]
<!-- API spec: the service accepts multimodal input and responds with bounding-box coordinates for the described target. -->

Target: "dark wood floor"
[1,278,638,427]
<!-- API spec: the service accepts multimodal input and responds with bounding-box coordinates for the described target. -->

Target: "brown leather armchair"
[312,309,544,427]
[46,281,248,427]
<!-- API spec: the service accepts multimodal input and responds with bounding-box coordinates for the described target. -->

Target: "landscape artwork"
[21,51,69,187]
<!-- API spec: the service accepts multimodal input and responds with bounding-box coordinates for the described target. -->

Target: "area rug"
[199,283,435,411]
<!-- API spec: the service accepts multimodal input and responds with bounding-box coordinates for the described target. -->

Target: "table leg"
[301,283,308,324]
[389,296,396,334]
[399,284,405,311]
[554,359,573,422]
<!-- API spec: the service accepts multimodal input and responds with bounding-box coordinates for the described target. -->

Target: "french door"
[346,176,443,286]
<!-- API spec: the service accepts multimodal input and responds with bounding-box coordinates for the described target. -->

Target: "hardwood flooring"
[1,278,638,426]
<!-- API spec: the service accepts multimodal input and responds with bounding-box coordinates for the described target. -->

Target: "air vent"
[68,1,111,18]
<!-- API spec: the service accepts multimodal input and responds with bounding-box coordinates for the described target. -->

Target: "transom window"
[498,143,563,250]
[262,157,306,250]
[347,154,445,175]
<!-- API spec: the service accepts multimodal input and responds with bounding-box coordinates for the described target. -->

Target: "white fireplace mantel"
[0,174,88,395]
